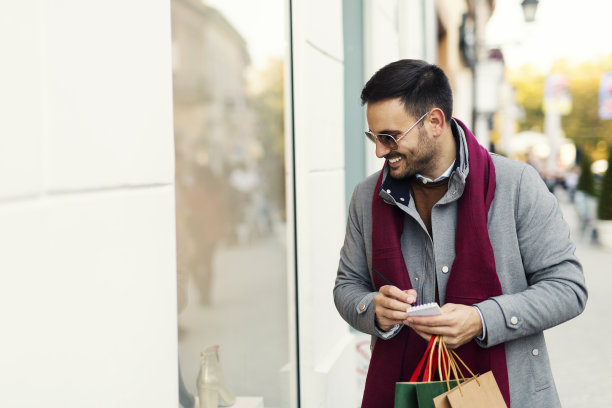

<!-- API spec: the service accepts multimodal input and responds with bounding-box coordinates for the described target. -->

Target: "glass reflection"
[171,0,288,407]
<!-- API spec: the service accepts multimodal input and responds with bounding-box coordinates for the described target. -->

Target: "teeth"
[389,157,401,163]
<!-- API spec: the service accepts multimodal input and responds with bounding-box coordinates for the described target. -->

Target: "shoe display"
[196,345,236,408]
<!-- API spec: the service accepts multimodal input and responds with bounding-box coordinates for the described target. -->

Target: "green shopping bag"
[394,336,462,408]
[395,379,462,408]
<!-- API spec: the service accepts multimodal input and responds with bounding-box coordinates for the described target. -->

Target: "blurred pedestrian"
[177,165,228,306]
[575,157,599,244]
[564,166,579,202]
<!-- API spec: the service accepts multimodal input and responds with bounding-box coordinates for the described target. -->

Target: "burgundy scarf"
[361,119,510,407]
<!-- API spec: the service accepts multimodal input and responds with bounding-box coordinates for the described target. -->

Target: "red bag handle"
[409,336,451,382]
[409,336,439,382]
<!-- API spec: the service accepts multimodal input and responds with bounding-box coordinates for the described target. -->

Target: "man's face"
[366,98,439,180]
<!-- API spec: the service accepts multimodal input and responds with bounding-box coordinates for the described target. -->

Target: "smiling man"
[333,59,587,408]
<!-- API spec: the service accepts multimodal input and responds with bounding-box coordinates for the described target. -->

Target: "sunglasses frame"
[365,111,430,150]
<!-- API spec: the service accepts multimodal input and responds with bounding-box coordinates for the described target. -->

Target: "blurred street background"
[3,0,612,407]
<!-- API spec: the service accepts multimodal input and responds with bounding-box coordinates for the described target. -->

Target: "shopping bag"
[394,336,462,408]
[437,371,506,408]
[431,340,507,408]
[395,380,463,408]
[431,378,477,408]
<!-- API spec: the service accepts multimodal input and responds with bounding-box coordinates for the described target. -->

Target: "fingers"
[380,285,416,304]
[374,286,414,316]
[407,322,459,338]
[404,303,482,349]
[377,306,409,322]
[405,303,460,327]
[376,296,411,315]
[374,285,416,331]
[405,323,463,349]
[404,289,417,304]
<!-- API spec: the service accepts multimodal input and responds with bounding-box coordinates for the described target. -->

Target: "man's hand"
[373,285,417,332]
[404,303,483,349]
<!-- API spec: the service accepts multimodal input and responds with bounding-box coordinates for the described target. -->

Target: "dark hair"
[360,59,453,121]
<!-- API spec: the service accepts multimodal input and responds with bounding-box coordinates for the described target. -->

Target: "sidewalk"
[547,190,612,407]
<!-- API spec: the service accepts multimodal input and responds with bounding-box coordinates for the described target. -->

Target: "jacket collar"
[452,117,469,184]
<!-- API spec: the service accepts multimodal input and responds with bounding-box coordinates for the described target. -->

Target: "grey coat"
[334,121,588,407]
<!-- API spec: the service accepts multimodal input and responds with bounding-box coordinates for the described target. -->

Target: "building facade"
[0,1,494,407]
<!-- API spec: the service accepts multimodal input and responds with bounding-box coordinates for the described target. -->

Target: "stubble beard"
[388,129,438,180]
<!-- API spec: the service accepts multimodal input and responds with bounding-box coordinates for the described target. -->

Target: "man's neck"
[424,128,457,180]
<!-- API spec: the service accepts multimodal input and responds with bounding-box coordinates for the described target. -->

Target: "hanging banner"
[543,73,572,115]
[599,72,612,120]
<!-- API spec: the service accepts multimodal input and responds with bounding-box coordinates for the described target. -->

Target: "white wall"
[362,0,439,177]
[363,0,401,177]
[0,1,177,407]
[291,0,357,406]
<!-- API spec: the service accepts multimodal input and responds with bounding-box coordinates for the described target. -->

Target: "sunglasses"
[365,111,429,150]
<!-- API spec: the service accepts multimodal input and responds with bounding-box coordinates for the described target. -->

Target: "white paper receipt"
[406,302,442,317]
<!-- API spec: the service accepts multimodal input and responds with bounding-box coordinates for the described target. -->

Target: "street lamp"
[521,0,539,23]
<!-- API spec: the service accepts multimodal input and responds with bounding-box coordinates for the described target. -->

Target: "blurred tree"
[508,65,546,132]
[510,55,612,162]
[598,148,612,220]
[562,60,609,156]
[248,58,286,221]
[250,59,284,156]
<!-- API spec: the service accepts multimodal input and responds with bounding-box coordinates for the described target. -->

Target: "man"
[334,59,587,407]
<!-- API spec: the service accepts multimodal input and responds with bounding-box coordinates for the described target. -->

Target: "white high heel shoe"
[196,345,236,408]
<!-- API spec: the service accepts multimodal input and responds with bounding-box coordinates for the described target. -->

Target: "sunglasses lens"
[365,132,398,149]
[378,135,397,149]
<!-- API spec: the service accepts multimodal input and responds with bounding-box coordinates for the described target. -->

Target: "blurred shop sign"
[459,14,476,68]
[599,72,612,120]
[543,73,572,115]
[475,58,504,113]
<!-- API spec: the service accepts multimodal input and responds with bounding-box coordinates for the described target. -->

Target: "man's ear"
[428,108,446,137]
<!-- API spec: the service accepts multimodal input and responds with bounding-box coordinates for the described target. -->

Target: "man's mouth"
[388,156,402,164]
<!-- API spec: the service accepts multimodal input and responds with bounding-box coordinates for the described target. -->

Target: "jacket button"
[442,266,449,273]
[510,316,518,325]
[359,304,366,311]
[532,349,539,356]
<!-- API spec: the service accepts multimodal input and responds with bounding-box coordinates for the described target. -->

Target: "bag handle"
[425,336,440,382]
[409,336,439,382]
[437,336,452,382]
[409,335,484,388]
[409,335,451,383]
[438,337,482,395]
[439,338,463,392]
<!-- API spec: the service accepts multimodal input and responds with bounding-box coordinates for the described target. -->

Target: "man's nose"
[375,140,391,158]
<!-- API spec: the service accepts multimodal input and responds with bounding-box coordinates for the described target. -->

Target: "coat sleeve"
[475,164,588,348]
[333,182,403,339]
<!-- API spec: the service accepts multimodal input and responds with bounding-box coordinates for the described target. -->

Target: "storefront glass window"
[171,1,290,406]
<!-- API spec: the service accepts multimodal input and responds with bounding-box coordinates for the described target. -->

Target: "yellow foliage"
[509,54,612,158]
